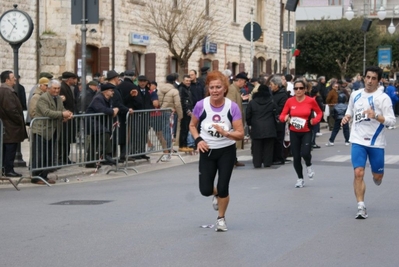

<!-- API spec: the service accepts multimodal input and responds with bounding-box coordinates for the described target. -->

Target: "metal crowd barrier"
[124,108,185,172]
[16,113,126,187]
[0,119,20,190]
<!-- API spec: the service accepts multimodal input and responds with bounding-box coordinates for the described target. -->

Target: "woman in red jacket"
[279,79,323,188]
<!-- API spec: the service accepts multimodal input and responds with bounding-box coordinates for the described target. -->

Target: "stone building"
[0,0,296,91]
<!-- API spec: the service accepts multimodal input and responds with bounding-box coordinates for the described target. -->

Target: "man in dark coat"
[270,75,288,165]
[58,71,78,164]
[189,69,205,107]
[124,75,153,159]
[112,70,135,161]
[0,71,28,177]
[16,75,27,110]
[83,80,99,111]
[178,75,193,151]
[85,83,119,167]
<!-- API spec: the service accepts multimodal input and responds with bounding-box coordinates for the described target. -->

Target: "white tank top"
[200,97,236,149]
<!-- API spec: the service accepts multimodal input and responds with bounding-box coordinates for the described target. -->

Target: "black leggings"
[290,131,312,179]
[199,144,236,198]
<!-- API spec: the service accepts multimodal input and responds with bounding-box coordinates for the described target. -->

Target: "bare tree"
[139,0,227,76]
[336,54,351,80]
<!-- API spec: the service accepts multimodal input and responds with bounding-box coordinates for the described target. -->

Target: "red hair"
[205,70,230,96]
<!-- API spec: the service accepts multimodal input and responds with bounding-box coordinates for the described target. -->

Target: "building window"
[328,0,341,5]
[233,0,237,22]
[255,57,265,78]
[132,52,144,75]
[173,0,178,8]
[171,57,178,74]
[205,0,209,16]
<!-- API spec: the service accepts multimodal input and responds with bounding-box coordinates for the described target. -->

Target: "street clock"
[0,5,34,44]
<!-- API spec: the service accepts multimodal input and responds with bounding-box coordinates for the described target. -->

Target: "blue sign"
[378,46,392,68]
[129,33,150,46]
[203,36,217,54]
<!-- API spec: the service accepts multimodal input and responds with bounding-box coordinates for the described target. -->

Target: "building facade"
[0,0,296,91]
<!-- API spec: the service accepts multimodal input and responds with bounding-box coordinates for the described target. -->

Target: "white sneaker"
[215,217,228,232]
[160,154,171,162]
[307,166,314,179]
[325,142,334,146]
[295,179,304,188]
[316,132,323,136]
[356,206,368,219]
[212,196,218,211]
[345,142,350,146]
[388,126,395,130]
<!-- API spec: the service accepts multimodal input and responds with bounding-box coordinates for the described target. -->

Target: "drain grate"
[51,200,112,205]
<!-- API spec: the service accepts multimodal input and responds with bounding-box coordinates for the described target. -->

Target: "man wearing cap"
[93,73,105,86]
[0,71,28,177]
[58,71,78,164]
[112,70,136,161]
[26,72,54,125]
[85,83,119,167]
[125,75,153,159]
[83,80,99,111]
[29,77,49,119]
[30,79,73,184]
[198,66,209,88]
[227,72,249,166]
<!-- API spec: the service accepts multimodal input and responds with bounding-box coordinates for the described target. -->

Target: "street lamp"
[388,18,399,35]
[345,6,387,74]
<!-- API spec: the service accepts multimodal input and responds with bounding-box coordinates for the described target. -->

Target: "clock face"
[0,10,33,44]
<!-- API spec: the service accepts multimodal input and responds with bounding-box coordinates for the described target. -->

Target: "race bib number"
[204,123,228,138]
[354,108,368,123]
[290,117,306,130]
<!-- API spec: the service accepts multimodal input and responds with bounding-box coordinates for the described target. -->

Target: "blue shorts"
[351,143,384,174]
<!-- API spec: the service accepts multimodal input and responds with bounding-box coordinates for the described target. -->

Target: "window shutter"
[167,55,171,74]
[145,53,156,82]
[266,59,272,74]
[126,50,133,70]
[75,43,82,73]
[252,57,258,78]
[239,63,245,73]
[99,47,110,74]
[212,60,219,71]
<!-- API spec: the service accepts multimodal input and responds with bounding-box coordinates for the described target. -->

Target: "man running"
[341,66,396,219]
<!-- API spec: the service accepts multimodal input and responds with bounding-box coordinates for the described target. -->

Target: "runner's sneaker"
[215,217,227,232]
[307,166,314,179]
[295,179,304,188]
[345,142,350,146]
[373,176,382,186]
[356,206,368,219]
[212,196,218,211]
[325,142,334,146]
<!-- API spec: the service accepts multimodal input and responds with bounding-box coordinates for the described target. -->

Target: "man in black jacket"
[124,75,153,159]
[58,71,78,164]
[178,75,193,152]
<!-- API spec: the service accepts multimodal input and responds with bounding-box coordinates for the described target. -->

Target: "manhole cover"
[51,200,112,205]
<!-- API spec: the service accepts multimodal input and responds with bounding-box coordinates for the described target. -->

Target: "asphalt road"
[1,128,399,267]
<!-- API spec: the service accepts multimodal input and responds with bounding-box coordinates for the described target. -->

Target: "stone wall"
[0,0,294,93]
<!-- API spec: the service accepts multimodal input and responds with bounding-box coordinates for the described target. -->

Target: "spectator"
[30,79,73,184]
[28,77,49,120]
[246,85,277,168]
[0,70,28,177]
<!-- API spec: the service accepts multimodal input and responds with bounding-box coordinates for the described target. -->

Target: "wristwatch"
[375,114,379,120]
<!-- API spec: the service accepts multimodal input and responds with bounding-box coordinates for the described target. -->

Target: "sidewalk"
[0,139,253,189]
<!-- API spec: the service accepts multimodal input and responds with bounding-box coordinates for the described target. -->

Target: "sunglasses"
[293,87,305,90]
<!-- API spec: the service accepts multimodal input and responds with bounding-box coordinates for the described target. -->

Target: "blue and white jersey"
[346,88,396,148]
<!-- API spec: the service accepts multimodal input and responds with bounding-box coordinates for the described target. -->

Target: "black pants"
[199,144,236,198]
[86,133,112,162]
[273,128,285,163]
[252,138,274,168]
[290,131,312,179]
[58,120,75,163]
[179,114,190,148]
[2,143,17,173]
[31,134,55,179]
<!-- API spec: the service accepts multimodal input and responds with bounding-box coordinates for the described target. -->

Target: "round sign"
[243,22,262,42]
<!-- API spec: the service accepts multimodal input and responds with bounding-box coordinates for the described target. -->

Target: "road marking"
[323,155,351,162]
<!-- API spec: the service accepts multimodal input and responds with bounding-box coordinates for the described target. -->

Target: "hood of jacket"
[159,83,175,94]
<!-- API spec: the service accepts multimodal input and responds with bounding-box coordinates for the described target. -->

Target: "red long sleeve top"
[279,96,323,132]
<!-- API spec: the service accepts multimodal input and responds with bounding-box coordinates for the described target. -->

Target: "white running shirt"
[346,88,396,148]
